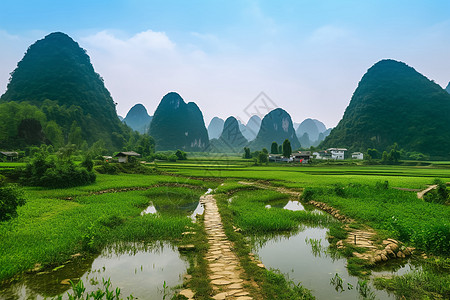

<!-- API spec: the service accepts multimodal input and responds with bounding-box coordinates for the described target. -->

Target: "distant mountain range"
[210,116,248,152]
[446,82,450,94]
[295,118,331,148]
[207,117,225,140]
[122,104,153,134]
[322,59,450,158]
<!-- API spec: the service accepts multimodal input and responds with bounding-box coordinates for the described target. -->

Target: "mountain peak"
[251,108,300,150]
[123,104,152,134]
[322,59,450,158]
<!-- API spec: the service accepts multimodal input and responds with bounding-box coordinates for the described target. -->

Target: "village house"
[352,152,364,160]
[313,151,332,160]
[114,151,141,163]
[0,151,19,162]
[291,151,312,163]
[327,148,347,160]
[269,154,290,162]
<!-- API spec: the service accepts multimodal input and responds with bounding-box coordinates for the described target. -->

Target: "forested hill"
[446,82,450,93]
[321,59,450,158]
[0,32,130,149]
[250,108,300,151]
[149,92,209,151]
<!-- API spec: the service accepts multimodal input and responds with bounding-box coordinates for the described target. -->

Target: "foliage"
[271,142,278,154]
[302,182,450,255]
[282,139,292,158]
[52,278,135,300]
[0,32,132,150]
[423,178,449,204]
[257,152,268,164]
[250,108,300,150]
[243,147,251,159]
[175,149,187,160]
[17,151,96,188]
[149,92,209,151]
[321,59,450,159]
[0,176,25,221]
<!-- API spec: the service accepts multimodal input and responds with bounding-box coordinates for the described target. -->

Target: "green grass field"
[1,158,449,299]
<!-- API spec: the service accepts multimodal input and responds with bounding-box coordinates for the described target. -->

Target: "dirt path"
[200,193,253,300]
[417,184,437,199]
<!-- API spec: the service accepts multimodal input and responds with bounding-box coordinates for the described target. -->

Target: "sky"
[0,0,449,128]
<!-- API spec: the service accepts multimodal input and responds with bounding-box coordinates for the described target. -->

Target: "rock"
[179,289,195,299]
[71,253,82,258]
[374,255,382,263]
[386,249,396,258]
[389,243,399,252]
[381,254,388,261]
[403,248,411,256]
[60,279,71,285]
[336,240,344,247]
[397,251,405,258]
[257,263,265,268]
[387,238,399,244]
[178,245,195,251]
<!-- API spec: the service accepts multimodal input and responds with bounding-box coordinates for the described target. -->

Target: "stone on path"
[201,193,253,299]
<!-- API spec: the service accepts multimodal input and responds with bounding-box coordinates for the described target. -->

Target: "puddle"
[205,188,213,195]
[0,242,188,300]
[283,200,305,211]
[140,203,157,215]
[251,226,415,299]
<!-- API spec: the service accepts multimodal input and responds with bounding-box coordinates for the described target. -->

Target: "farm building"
[313,151,332,160]
[0,151,18,161]
[291,151,312,163]
[115,151,141,163]
[352,152,364,160]
[327,148,347,160]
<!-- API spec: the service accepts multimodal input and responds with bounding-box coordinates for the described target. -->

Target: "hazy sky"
[1,0,449,128]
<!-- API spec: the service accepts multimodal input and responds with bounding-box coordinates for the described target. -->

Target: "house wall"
[118,156,128,163]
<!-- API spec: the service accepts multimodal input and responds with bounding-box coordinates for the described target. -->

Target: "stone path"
[201,193,253,300]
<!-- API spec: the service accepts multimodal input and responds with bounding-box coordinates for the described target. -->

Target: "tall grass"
[301,182,450,255]
[0,177,207,281]
[226,189,335,233]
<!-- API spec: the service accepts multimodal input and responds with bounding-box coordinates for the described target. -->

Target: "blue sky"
[1,0,449,127]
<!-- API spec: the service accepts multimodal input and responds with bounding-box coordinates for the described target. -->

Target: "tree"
[381,151,389,163]
[44,121,64,148]
[258,152,268,164]
[271,142,278,154]
[282,139,292,158]
[262,148,268,155]
[243,147,251,159]
[175,149,187,160]
[278,145,282,154]
[0,176,25,221]
[68,121,83,148]
[367,148,380,159]
[388,143,401,164]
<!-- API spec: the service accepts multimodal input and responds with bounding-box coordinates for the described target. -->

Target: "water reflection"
[141,203,157,215]
[0,242,188,300]
[283,200,305,211]
[250,226,412,300]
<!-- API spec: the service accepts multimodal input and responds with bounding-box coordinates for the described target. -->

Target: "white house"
[327,148,347,160]
[115,151,141,163]
[352,152,364,160]
[313,151,332,160]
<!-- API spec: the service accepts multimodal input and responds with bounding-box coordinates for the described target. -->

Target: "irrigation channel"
[0,186,423,299]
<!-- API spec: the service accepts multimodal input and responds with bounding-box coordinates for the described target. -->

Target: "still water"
[0,242,188,300]
[251,226,414,299]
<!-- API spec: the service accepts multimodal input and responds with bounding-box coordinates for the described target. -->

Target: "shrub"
[17,153,96,188]
[0,176,25,221]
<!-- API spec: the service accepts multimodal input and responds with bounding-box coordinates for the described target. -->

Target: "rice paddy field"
[0,158,449,299]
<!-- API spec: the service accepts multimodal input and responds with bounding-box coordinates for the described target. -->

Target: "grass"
[223,187,335,233]
[373,258,450,299]
[214,192,315,299]
[0,175,212,282]
[301,182,450,255]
